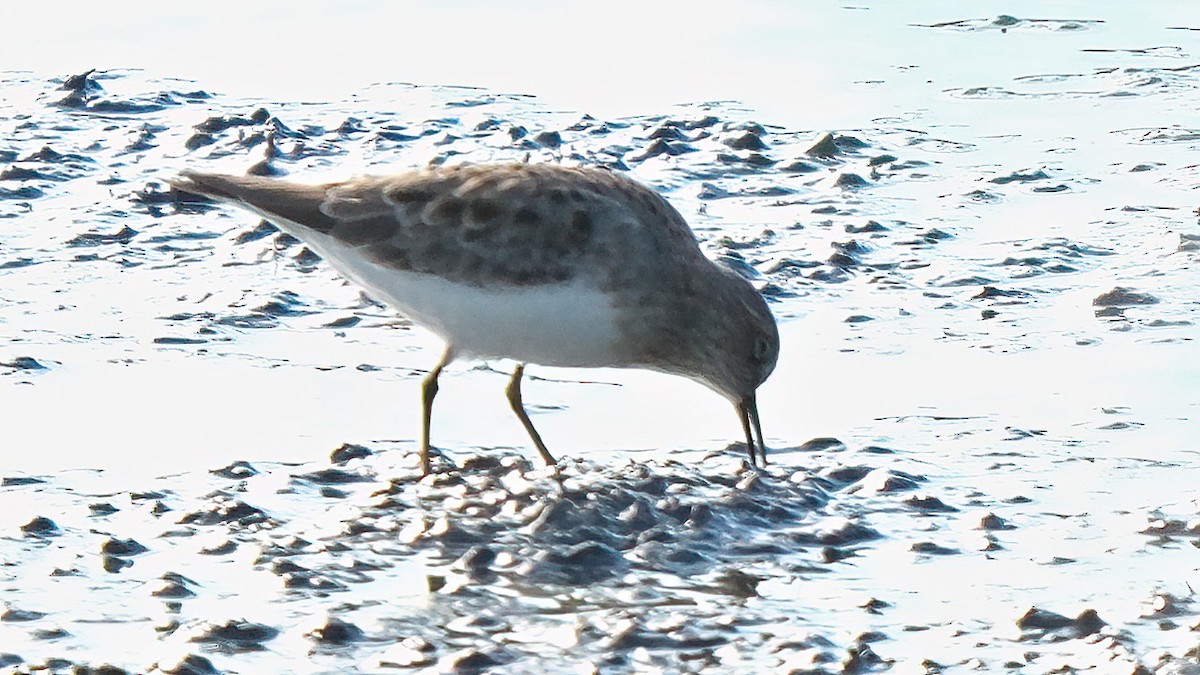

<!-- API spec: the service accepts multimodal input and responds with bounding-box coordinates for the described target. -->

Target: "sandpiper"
[170,164,779,475]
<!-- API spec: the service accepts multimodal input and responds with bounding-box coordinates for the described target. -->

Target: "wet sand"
[2,5,1199,674]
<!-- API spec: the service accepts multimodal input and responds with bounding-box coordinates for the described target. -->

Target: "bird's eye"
[753,336,772,363]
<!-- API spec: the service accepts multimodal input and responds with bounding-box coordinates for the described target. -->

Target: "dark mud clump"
[1093,286,1159,307]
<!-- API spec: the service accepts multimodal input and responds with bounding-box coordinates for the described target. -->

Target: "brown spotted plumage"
[170,163,779,475]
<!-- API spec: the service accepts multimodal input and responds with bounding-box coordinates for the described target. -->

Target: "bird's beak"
[736,394,767,467]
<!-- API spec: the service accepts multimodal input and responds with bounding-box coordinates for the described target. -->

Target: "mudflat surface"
[1,5,1199,674]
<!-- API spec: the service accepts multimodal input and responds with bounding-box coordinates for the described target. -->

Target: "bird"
[169,163,779,475]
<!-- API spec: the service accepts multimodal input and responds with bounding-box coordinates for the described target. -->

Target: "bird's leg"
[505,364,557,467]
[420,349,454,476]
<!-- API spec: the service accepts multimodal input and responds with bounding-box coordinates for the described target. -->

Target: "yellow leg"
[505,364,557,467]
[419,349,454,476]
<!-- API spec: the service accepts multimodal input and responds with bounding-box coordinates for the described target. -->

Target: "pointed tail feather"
[167,171,339,234]
[168,171,255,203]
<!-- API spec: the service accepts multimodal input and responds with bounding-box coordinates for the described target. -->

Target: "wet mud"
[2,8,1200,673]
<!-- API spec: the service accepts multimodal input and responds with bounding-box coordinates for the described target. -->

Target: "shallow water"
[1,2,1199,673]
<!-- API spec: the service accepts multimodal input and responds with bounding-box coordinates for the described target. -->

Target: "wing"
[170,165,701,289]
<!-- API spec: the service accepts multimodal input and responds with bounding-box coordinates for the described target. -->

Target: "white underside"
[281,223,624,367]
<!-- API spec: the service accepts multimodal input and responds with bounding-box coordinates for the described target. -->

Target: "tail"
[167,171,338,235]
[169,171,271,204]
